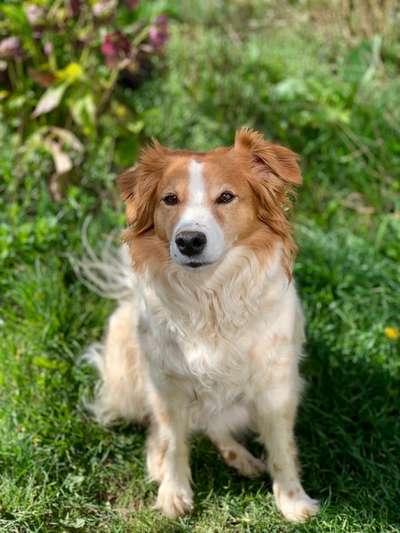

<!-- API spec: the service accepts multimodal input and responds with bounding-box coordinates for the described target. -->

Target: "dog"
[82,127,320,522]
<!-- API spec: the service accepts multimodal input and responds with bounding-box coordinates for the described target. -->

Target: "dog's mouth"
[185,261,212,269]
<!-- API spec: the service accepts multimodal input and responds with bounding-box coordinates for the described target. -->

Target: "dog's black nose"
[175,231,207,257]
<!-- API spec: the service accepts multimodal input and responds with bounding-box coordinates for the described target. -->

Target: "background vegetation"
[1,0,399,531]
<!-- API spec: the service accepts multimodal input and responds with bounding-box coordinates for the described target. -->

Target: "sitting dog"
[84,128,319,522]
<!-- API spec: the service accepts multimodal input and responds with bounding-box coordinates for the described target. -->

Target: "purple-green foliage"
[0,0,169,180]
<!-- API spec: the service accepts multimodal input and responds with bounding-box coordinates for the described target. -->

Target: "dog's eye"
[216,191,235,204]
[162,193,179,206]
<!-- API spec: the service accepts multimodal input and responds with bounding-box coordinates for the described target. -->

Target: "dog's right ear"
[117,140,168,235]
[117,164,140,202]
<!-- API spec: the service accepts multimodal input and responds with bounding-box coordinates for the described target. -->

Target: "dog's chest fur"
[135,246,300,409]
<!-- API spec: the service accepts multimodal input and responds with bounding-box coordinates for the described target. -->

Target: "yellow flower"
[114,103,128,119]
[56,63,84,83]
[384,327,399,341]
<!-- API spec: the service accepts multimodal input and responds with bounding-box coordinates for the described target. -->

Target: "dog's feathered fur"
[80,128,319,522]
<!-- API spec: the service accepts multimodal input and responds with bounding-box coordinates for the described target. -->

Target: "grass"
[1,1,400,531]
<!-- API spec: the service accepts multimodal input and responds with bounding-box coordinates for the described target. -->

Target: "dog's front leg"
[150,382,193,518]
[255,378,319,522]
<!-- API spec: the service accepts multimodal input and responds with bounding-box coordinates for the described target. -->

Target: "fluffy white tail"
[74,220,148,425]
[71,218,135,301]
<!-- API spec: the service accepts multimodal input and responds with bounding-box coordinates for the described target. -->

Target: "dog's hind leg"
[206,407,267,478]
[85,301,150,425]
[209,431,267,478]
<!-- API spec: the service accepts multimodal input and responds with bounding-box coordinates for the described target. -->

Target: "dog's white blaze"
[171,159,225,266]
[188,160,205,205]
[177,160,208,227]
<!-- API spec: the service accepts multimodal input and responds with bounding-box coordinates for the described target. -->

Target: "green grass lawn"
[1,2,400,531]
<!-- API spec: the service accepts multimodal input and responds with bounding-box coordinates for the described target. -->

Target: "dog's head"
[118,128,301,277]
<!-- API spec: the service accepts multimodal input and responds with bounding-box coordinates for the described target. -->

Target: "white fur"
[82,239,319,522]
[171,160,225,267]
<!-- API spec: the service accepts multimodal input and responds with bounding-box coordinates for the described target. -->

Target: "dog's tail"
[73,220,149,426]
[71,218,135,301]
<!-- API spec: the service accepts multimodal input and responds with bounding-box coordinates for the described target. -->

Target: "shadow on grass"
[299,336,399,527]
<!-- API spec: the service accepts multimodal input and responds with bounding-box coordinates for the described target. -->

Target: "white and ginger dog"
[82,128,319,522]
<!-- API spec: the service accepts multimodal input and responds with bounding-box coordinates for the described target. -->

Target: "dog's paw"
[156,480,193,518]
[224,448,267,478]
[274,484,319,522]
[237,454,268,478]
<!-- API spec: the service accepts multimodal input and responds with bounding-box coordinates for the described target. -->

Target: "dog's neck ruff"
[139,243,287,344]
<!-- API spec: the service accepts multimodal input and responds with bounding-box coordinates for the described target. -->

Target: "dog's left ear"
[234,128,300,275]
[117,140,168,235]
[234,127,302,186]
